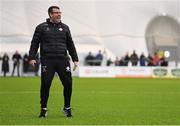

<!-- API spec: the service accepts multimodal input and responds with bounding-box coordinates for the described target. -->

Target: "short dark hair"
[48,6,60,16]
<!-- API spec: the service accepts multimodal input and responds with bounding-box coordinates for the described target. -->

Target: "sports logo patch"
[66,66,71,72]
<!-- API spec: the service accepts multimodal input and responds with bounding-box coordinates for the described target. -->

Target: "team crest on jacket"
[59,28,63,31]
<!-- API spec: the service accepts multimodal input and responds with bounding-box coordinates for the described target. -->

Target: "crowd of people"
[85,50,168,67]
[0,49,169,77]
[84,50,103,66]
[0,51,40,77]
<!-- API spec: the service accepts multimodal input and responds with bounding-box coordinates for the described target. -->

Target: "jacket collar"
[46,18,62,25]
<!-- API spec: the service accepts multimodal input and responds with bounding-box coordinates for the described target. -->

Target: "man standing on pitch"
[29,6,79,118]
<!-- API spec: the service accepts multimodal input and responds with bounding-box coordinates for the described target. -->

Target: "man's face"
[50,8,61,23]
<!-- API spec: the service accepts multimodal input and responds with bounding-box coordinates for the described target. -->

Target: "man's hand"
[29,60,37,67]
[73,61,79,71]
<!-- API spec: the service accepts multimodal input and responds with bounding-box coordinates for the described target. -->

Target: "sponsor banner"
[115,67,152,78]
[79,67,115,77]
[170,68,180,78]
[152,67,180,78]
[79,66,180,78]
[152,67,169,78]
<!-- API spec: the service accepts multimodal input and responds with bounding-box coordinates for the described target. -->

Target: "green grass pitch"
[0,77,180,125]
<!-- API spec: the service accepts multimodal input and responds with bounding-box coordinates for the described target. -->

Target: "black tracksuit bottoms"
[40,59,72,109]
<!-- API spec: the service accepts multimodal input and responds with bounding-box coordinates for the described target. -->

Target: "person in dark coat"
[124,52,130,66]
[147,54,154,66]
[130,50,139,66]
[29,6,79,118]
[85,52,95,66]
[106,58,113,66]
[11,51,22,77]
[23,53,29,73]
[2,53,9,77]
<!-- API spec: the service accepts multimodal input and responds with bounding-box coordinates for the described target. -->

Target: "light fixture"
[164,50,170,58]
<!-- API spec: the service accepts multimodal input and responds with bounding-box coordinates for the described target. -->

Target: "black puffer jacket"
[29,19,78,62]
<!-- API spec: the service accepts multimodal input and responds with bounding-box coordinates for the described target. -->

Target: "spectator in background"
[160,57,168,66]
[23,53,29,73]
[95,50,103,66]
[147,54,153,66]
[106,58,113,66]
[158,49,164,60]
[119,57,125,66]
[139,52,146,66]
[85,52,95,66]
[114,56,119,66]
[2,53,9,77]
[12,51,22,77]
[152,52,160,66]
[130,50,138,66]
[0,55,1,70]
[124,52,130,66]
